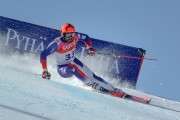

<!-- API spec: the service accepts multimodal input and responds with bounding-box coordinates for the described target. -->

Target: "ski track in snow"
[0,54,180,120]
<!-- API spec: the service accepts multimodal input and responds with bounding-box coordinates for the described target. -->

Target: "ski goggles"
[64,33,75,38]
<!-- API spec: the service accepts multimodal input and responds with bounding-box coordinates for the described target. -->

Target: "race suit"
[40,32,115,91]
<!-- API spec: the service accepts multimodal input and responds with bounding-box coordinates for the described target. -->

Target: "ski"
[108,90,151,104]
[124,94,151,103]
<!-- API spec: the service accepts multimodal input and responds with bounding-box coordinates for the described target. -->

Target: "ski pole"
[25,72,42,76]
[96,52,157,61]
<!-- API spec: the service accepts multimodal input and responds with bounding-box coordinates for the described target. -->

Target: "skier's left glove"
[88,47,96,56]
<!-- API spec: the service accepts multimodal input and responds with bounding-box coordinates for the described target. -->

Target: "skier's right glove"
[42,70,51,79]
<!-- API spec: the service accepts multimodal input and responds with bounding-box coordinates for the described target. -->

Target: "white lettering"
[24,38,37,52]
[62,42,75,51]
[4,28,17,46]
[34,41,44,53]
[99,56,111,70]
[15,35,27,49]
[4,28,46,53]
[108,59,119,74]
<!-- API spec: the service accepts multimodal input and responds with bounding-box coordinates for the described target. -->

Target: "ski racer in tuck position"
[40,23,124,97]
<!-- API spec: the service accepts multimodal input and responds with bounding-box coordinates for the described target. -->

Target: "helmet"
[60,23,75,43]
[60,23,75,33]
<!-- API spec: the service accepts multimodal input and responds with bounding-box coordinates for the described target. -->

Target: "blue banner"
[0,16,144,88]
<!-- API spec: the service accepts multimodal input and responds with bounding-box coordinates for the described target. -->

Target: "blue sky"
[0,0,180,101]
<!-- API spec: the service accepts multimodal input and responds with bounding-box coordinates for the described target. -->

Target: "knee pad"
[57,66,74,78]
[65,66,75,73]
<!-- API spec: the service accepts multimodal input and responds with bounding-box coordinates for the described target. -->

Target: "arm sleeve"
[75,32,92,48]
[40,41,58,70]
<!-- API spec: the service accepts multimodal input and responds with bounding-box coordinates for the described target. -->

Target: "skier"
[40,23,125,97]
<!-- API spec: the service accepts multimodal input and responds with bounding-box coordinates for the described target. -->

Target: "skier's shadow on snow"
[0,104,52,120]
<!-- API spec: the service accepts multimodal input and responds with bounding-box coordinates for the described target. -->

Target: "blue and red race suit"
[40,32,115,91]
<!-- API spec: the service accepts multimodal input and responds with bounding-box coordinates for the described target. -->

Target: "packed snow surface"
[0,54,180,120]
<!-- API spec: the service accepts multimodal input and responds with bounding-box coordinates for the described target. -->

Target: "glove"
[88,47,96,56]
[42,70,51,79]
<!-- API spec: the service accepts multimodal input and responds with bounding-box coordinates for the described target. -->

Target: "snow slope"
[0,54,180,120]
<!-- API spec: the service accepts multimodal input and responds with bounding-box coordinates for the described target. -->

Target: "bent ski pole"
[97,52,157,61]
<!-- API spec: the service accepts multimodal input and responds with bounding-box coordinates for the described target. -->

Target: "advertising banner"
[0,16,144,88]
